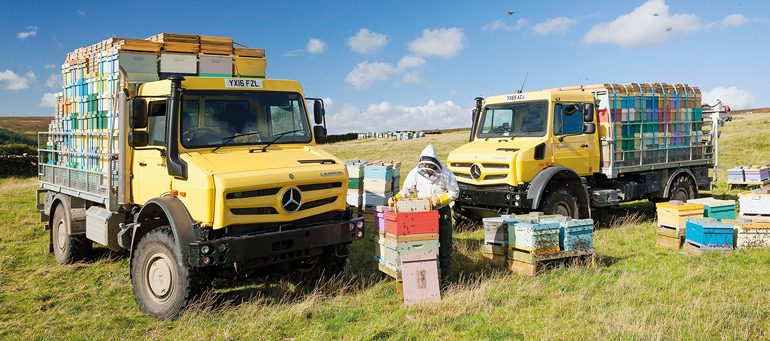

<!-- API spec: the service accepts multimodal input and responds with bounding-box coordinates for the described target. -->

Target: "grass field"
[1,113,769,339]
[0,117,53,139]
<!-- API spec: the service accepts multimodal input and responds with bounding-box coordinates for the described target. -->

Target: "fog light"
[357,231,363,238]
[218,243,228,253]
[203,257,212,265]
[515,194,521,200]
[349,223,355,231]
[506,194,511,200]
[357,221,364,229]
[200,245,212,255]
[515,202,520,207]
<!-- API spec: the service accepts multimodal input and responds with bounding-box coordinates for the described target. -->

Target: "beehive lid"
[740,190,770,196]
[687,198,736,207]
[656,202,703,211]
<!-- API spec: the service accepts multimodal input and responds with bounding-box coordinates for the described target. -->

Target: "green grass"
[1,114,770,339]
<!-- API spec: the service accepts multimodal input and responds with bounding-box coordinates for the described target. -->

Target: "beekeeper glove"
[388,196,396,207]
[430,195,442,208]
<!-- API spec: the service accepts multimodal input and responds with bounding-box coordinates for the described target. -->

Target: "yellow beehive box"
[656,201,703,227]
[233,57,266,78]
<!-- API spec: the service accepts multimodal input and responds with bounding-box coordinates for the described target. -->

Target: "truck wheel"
[131,227,207,320]
[669,176,696,202]
[51,204,91,264]
[540,186,580,219]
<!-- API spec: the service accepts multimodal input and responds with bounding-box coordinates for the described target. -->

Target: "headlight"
[200,245,212,255]
[349,223,355,231]
[357,221,364,229]
[218,243,229,253]
[515,194,521,200]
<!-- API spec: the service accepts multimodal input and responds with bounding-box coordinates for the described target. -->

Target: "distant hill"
[0,116,53,139]
[0,128,36,146]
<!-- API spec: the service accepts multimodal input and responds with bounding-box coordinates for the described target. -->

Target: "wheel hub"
[553,204,571,217]
[56,220,66,251]
[146,253,174,302]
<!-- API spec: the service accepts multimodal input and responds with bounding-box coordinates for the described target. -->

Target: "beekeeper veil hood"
[418,145,441,182]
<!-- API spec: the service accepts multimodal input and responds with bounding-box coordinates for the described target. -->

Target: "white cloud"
[346,29,388,54]
[306,38,328,54]
[0,70,35,90]
[322,97,334,110]
[532,17,578,36]
[583,0,701,47]
[281,49,304,57]
[483,18,529,32]
[44,64,57,69]
[39,93,57,107]
[345,55,426,91]
[18,26,38,40]
[77,10,86,17]
[45,74,61,88]
[408,27,466,59]
[326,100,471,134]
[702,87,755,110]
[722,14,748,27]
[345,61,396,90]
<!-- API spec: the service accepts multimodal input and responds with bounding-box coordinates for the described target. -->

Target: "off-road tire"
[51,204,91,264]
[540,186,580,219]
[668,175,696,202]
[131,227,209,320]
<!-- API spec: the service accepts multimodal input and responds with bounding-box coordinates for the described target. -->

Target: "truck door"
[551,103,594,175]
[132,100,170,203]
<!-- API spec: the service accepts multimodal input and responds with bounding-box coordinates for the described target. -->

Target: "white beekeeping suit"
[391,145,459,208]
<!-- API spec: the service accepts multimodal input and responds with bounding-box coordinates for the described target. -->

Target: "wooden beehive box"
[656,201,703,227]
[385,211,439,235]
[394,198,432,213]
[400,253,441,306]
[739,190,770,215]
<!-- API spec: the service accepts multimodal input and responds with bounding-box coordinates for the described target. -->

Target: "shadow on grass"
[593,202,656,230]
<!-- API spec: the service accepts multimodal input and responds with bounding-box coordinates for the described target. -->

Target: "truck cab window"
[477,101,547,138]
[147,101,167,146]
[553,103,583,136]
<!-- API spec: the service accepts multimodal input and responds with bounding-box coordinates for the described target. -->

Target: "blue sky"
[1,0,767,133]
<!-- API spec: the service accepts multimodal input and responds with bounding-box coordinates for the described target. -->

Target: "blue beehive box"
[686,198,736,221]
[364,163,394,180]
[554,218,595,251]
[508,219,560,253]
[685,218,734,250]
[727,166,747,182]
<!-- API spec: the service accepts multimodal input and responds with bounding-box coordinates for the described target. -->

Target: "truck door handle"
[581,144,589,148]
[139,161,147,167]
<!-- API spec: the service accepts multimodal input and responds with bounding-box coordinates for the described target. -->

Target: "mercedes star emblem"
[281,187,302,213]
[470,164,482,180]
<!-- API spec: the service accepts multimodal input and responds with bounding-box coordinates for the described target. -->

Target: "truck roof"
[485,90,595,106]
[137,77,304,96]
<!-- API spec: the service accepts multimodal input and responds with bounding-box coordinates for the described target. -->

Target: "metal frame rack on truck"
[448,83,731,220]
[36,34,364,319]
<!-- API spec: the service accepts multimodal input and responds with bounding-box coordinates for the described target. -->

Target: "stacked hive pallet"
[374,199,440,298]
[381,160,402,194]
[480,215,519,265]
[344,160,367,208]
[686,198,736,221]
[655,201,704,249]
[683,218,735,254]
[362,162,396,206]
[507,216,597,275]
[727,189,770,248]
[38,33,267,200]
[548,83,706,171]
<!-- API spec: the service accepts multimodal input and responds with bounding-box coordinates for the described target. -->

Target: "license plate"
[224,79,263,89]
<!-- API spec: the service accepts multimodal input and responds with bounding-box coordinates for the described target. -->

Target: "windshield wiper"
[484,129,542,141]
[250,129,303,153]
[212,132,262,153]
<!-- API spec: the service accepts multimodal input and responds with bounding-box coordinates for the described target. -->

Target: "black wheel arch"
[130,196,198,272]
[527,166,591,218]
[663,168,699,198]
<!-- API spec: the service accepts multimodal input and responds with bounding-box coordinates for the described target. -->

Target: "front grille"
[218,210,346,237]
[299,196,338,211]
[230,207,279,215]
[482,163,510,169]
[454,172,472,179]
[298,182,342,192]
[451,163,473,168]
[483,174,508,180]
[226,188,281,200]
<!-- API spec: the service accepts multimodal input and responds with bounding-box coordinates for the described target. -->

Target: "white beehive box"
[394,198,432,213]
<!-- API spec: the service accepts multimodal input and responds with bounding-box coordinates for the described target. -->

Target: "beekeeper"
[388,145,459,278]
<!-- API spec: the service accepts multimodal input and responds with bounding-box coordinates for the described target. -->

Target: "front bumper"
[456,184,530,211]
[188,217,365,267]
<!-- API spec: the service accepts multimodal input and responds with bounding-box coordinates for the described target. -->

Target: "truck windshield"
[180,90,311,149]
[477,100,548,138]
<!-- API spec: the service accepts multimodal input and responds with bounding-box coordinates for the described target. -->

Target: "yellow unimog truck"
[448,83,730,220]
[36,35,363,319]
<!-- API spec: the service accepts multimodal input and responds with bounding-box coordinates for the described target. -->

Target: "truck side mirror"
[313,100,325,125]
[584,103,595,122]
[129,98,148,129]
[128,131,149,147]
[313,125,327,139]
[583,123,596,134]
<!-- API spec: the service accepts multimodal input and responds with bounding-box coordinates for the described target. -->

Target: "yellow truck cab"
[38,74,364,319]
[448,84,724,221]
